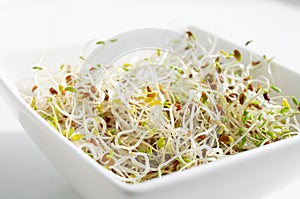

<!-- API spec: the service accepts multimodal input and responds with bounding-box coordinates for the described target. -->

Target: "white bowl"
[1,27,300,199]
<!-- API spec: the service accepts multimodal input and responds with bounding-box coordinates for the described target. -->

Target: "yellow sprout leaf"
[68,126,75,137]
[30,97,36,109]
[93,128,99,136]
[282,98,290,109]
[123,63,132,67]
[149,100,161,106]
[96,103,102,113]
[228,136,234,144]
[71,133,84,141]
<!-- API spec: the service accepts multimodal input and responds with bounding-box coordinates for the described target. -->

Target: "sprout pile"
[24,31,300,183]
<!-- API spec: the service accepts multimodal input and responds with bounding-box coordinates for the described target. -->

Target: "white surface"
[0,130,82,199]
[0,0,300,198]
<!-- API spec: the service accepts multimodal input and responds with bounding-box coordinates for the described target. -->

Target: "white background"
[0,0,300,198]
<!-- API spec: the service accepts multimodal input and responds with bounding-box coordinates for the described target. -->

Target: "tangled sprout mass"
[24,31,300,183]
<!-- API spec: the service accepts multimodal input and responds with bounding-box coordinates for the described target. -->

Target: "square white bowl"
[1,26,300,199]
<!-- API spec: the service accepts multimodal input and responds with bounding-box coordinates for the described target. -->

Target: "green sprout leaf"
[106,150,114,159]
[266,131,276,140]
[292,96,299,106]
[242,110,251,124]
[270,84,281,93]
[79,56,85,61]
[65,86,77,93]
[32,66,43,70]
[158,137,165,149]
[241,136,247,147]
[146,146,153,154]
[47,120,58,130]
[280,107,290,114]
[197,55,204,60]
[109,39,118,43]
[96,41,105,45]
[58,84,64,93]
[258,113,263,121]
[59,64,64,70]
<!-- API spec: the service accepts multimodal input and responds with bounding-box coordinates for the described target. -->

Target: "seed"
[219,135,230,143]
[210,84,217,90]
[171,160,180,171]
[252,61,261,65]
[70,120,77,127]
[216,66,222,74]
[65,75,72,84]
[245,120,252,128]
[202,148,207,157]
[186,31,195,40]
[201,63,209,69]
[229,93,238,98]
[186,131,192,137]
[219,75,224,83]
[91,85,97,93]
[233,50,242,62]
[249,103,263,110]
[239,93,246,105]
[87,138,99,146]
[49,87,58,95]
[243,75,252,81]
[89,67,96,71]
[216,104,224,115]
[147,92,157,98]
[107,159,115,166]
[61,89,66,96]
[245,40,253,46]
[263,92,270,101]
[247,83,254,91]
[201,92,208,104]
[32,85,38,92]
[101,153,109,162]
[205,73,214,83]
[104,90,109,100]
[225,95,232,103]
[174,102,182,111]
[198,135,206,139]
[207,116,212,124]
[185,45,191,50]
[81,92,90,98]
